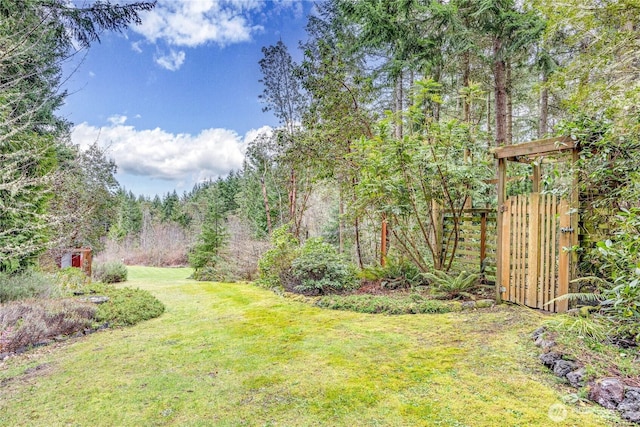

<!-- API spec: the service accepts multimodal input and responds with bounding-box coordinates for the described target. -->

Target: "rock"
[0,352,9,361]
[531,326,546,340]
[554,360,578,378]
[534,336,556,350]
[589,378,625,410]
[461,301,476,310]
[475,299,495,308]
[540,352,562,368]
[566,367,587,388]
[619,387,640,415]
[621,411,640,423]
[86,296,109,304]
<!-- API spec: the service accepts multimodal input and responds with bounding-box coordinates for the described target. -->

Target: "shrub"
[361,259,427,289]
[55,267,91,295]
[291,238,357,295]
[93,261,128,284]
[316,294,452,315]
[257,225,299,289]
[0,299,96,353]
[90,284,164,327]
[0,270,59,303]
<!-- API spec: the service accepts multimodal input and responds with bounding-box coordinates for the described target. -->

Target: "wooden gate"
[499,193,575,312]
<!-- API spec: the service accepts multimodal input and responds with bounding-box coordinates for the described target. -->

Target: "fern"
[424,270,480,299]
[544,292,603,307]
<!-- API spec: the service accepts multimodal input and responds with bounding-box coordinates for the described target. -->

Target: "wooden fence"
[500,193,573,312]
[442,209,497,283]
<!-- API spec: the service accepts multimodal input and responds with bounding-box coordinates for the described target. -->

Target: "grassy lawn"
[0,266,625,426]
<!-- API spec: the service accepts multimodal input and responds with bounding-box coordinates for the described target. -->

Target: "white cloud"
[134,0,264,48]
[155,49,186,71]
[131,41,143,53]
[107,114,127,125]
[88,71,96,78]
[70,122,268,185]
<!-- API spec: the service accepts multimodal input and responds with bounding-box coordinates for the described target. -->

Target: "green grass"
[0,266,627,426]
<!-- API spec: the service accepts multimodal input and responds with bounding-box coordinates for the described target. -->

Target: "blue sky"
[61,0,314,197]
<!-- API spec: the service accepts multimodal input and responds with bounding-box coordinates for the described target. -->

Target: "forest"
[1,0,640,424]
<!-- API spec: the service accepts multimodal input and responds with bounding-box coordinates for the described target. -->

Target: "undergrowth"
[545,314,640,382]
[315,293,453,315]
[0,270,60,303]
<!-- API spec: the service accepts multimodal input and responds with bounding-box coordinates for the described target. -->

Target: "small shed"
[59,248,93,277]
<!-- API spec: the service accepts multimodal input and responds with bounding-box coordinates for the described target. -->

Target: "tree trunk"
[395,70,403,140]
[289,168,297,234]
[380,214,387,267]
[338,195,344,254]
[462,51,471,123]
[260,175,272,236]
[493,38,507,147]
[506,61,513,145]
[539,72,549,138]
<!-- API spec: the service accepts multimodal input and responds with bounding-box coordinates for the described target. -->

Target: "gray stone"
[619,387,640,413]
[566,367,587,388]
[589,377,625,410]
[621,411,640,423]
[531,326,546,340]
[534,336,556,350]
[553,360,578,378]
[461,301,476,310]
[540,352,562,368]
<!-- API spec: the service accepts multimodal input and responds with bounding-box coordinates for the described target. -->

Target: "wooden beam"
[495,158,507,304]
[491,136,575,160]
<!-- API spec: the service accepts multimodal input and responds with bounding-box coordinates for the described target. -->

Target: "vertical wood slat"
[513,196,522,304]
[527,193,540,307]
[500,201,511,302]
[541,194,552,309]
[510,197,517,303]
[549,195,558,312]
[519,195,527,305]
[557,199,571,313]
[500,193,570,312]
[538,195,547,308]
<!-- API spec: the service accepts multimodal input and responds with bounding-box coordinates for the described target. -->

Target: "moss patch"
[0,266,627,426]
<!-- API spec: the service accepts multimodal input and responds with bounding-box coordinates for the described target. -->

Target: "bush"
[89,283,164,327]
[190,262,239,282]
[316,294,452,315]
[291,238,357,295]
[361,259,427,289]
[93,261,128,284]
[0,299,96,353]
[55,267,91,295]
[257,225,299,289]
[0,270,59,303]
